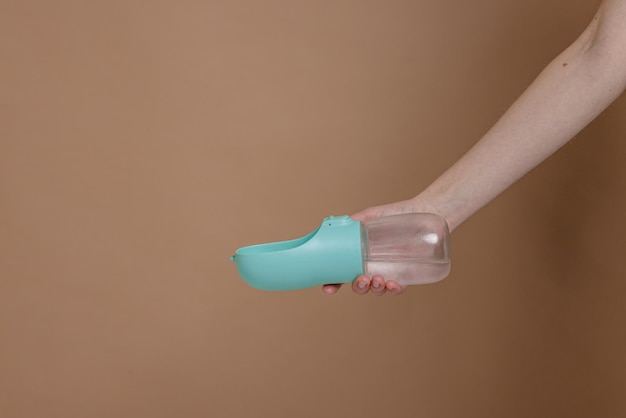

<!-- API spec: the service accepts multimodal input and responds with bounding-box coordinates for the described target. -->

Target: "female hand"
[322,198,444,296]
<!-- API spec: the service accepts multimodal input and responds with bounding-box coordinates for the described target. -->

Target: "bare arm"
[324,0,626,295]
[417,0,626,231]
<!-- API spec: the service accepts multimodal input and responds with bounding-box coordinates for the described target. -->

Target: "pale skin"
[323,0,626,296]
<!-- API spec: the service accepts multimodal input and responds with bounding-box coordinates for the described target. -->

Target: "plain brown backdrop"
[2,0,626,417]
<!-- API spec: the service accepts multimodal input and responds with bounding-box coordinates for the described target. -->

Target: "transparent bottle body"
[361,213,451,285]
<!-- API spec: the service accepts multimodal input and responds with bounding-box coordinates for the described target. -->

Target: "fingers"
[385,280,406,295]
[322,284,342,295]
[351,275,371,295]
[350,207,383,223]
[370,275,387,295]
[350,199,417,223]
[323,277,407,295]
[350,275,406,295]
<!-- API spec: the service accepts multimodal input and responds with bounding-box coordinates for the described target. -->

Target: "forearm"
[417,4,626,231]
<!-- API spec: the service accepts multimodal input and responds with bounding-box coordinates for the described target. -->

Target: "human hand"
[322,198,441,296]
[321,274,406,296]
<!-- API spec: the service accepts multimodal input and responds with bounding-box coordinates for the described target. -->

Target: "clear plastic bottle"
[361,213,451,285]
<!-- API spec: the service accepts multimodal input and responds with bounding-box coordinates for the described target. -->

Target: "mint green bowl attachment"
[231,215,364,291]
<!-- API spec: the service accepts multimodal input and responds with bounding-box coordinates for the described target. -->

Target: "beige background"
[2,0,626,417]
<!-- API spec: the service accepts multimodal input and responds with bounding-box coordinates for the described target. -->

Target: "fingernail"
[372,281,381,289]
[357,280,367,289]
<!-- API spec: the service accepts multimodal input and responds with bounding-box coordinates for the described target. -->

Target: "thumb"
[350,201,412,223]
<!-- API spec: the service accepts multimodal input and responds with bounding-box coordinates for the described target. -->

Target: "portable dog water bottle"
[231,213,451,291]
